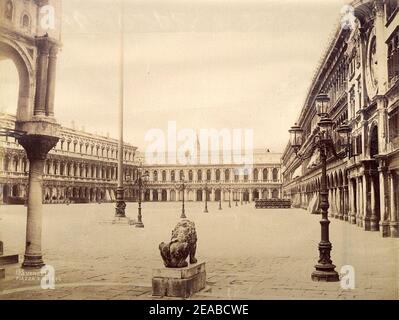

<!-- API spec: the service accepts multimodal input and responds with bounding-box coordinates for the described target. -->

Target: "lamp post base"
[311,265,340,282]
[135,222,144,228]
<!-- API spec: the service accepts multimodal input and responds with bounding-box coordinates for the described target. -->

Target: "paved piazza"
[0,202,398,300]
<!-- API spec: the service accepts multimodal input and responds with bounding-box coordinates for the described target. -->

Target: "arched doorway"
[170,190,176,201]
[153,190,158,201]
[161,190,167,201]
[272,189,279,199]
[196,189,203,201]
[3,184,10,203]
[0,40,34,120]
[243,190,250,202]
[253,189,259,200]
[215,189,221,201]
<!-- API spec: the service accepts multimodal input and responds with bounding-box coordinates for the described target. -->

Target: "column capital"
[19,135,59,161]
[35,35,50,55]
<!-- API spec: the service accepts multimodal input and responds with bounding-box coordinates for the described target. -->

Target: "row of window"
[57,140,134,161]
[149,168,280,182]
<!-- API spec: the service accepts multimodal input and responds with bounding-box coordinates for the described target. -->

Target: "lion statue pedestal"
[152,219,206,298]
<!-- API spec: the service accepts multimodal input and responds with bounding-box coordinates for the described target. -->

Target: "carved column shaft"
[46,45,58,117]
[18,135,59,268]
[34,37,50,116]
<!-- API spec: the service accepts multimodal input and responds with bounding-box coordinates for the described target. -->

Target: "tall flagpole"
[115,0,126,218]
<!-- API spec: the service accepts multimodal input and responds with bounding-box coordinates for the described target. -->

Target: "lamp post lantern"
[289,93,352,282]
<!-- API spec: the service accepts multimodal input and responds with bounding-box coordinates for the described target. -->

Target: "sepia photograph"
[0,0,398,309]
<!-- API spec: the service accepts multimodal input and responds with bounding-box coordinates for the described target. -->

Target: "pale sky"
[0,0,348,152]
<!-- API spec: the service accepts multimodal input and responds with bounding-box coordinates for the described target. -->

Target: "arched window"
[188,170,193,181]
[272,168,278,182]
[206,169,211,181]
[215,169,220,181]
[243,168,249,181]
[162,170,166,182]
[197,170,202,181]
[225,169,230,181]
[21,14,30,30]
[263,168,268,181]
[171,170,175,182]
[179,170,184,181]
[253,168,258,181]
[234,168,239,181]
[153,170,158,182]
[5,1,13,20]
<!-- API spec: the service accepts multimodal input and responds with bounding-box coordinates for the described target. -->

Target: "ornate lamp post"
[177,178,187,219]
[134,165,149,228]
[289,93,352,282]
[235,191,238,206]
[218,183,222,210]
[204,182,209,213]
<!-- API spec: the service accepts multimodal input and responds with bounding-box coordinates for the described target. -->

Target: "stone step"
[0,254,19,266]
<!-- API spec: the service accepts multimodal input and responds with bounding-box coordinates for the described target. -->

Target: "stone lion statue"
[159,219,198,268]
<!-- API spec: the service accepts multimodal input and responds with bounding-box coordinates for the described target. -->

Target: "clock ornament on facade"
[365,28,378,98]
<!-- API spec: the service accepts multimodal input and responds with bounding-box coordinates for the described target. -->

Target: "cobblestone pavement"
[0,202,398,300]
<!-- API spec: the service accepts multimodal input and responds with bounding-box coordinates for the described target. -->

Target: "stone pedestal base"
[390,222,399,238]
[0,268,4,279]
[152,262,206,299]
[380,221,390,238]
[363,217,371,231]
[0,254,19,266]
[100,217,133,225]
[113,217,132,225]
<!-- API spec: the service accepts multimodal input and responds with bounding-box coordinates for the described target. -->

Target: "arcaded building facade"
[282,0,399,238]
[0,113,138,204]
[140,150,283,203]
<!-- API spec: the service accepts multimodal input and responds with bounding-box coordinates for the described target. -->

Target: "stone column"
[45,45,58,117]
[18,135,59,268]
[379,166,390,237]
[344,186,349,221]
[34,36,50,116]
[356,177,362,226]
[362,173,371,230]
[370,175,379,232]
[338,187,344,220]
[389,172,398,237]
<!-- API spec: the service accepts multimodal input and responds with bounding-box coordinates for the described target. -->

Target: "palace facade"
[0,113,138,204]
[1,113,283,205]
[140,150,283,203]
[282,0,399,237]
